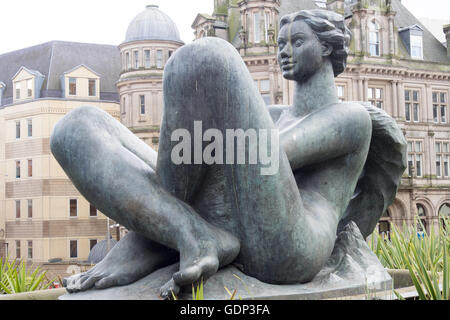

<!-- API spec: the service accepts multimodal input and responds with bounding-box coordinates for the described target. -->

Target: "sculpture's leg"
[50,107,240,297]
[159,37,338,284]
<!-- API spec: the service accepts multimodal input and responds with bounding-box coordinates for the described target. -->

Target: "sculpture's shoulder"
[266,104,291,123]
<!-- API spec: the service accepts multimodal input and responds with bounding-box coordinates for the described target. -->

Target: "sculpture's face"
[277,20,325,82]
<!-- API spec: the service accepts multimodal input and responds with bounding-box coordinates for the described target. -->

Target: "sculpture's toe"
[173,256,219,287]
[160,278,180,300]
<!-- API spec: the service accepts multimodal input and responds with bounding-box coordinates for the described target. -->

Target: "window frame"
[156,50,163,69]
[435,141,449,178]
[27,79,33,98]
[16,240,21,259]
[15,160,21,179]
[27,240,33,260]
[405,89,420,122]
[68,78,77,96]
[133,50,139,69]
[28,159,32,178]
[144,49,151,68]
[407,140,424,177]
[69,240,78,259]
[254,11,261,44]
[139,95,146,115]
[368,21,380,57]
[16,121,21,139]
[88,79,96,97]
[432,91,447,124]
[90,239,98,251]
[69,199,78,218]
[15,82,21,100]
[28,199,33,219]
[368,87,384,109]
[89,204,98,217]
[254,79,271,105]
[410,34,423,60]
[15,200,21,219]
[27,119,32,137]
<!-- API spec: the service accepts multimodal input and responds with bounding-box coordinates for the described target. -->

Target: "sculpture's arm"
[280,103,372,171]
[267,105,291,123]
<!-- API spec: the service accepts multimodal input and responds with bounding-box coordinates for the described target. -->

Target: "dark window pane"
[70,240,77,258]
[69,78,76,95]
[28,199,32,218]
[90,239,97,251]
[16,161,20,178]
[16,121,20,139]
[70,199,77,217]
[90,204,97,217]
[27,119,32,137]
[28,160,32,177]
[88,79,96,96]
[405,103,411,121]
[16,200,20,218]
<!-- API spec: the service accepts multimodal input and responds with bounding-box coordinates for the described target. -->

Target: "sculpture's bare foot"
[64,232,177,293]
[160,226,240,299]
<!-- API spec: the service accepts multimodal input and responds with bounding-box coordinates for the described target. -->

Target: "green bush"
[369,218,449,300]
[0,256,54,294]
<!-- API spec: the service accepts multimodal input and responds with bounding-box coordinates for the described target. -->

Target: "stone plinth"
[60,222,392,300]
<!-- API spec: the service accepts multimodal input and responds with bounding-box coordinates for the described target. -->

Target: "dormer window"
[410,34,423,59]
[11,67,44,103]
[399,25,424,60]
[369,21,380,56]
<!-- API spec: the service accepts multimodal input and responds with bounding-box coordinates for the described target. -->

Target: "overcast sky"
[0,0,448,55]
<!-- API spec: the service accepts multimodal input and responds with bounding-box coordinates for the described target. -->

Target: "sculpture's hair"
[280,9,352,77]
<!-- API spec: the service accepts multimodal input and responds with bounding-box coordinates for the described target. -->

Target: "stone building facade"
[192,0,450,234]
[0,41,121,262]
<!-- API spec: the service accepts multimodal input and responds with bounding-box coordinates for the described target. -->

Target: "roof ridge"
[46,42,56,90]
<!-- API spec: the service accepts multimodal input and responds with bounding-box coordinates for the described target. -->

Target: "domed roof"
[124,5,183,44]
[88,239,118,264]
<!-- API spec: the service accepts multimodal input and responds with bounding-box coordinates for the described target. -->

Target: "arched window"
[369,21,380,56]
[438,203,450,230]
[416,204,427,234]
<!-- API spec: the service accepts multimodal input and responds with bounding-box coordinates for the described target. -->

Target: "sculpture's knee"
[163,37,254,116]
[50,106,102,163]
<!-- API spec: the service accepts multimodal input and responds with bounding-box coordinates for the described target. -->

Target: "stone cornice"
[345,64,450,81]
[3,107,120,120]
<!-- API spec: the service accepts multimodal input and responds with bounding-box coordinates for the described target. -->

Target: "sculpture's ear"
[321,42,333,57]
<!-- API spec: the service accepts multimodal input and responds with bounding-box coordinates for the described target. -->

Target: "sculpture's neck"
[292,61,338,118]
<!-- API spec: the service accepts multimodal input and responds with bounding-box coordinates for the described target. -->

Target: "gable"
[64,65,100,79]
[12,67,38,82]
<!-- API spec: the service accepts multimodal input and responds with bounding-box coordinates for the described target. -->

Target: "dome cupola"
[124,5,183,44]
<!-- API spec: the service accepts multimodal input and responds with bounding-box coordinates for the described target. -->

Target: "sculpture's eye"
[295,39,303,47]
